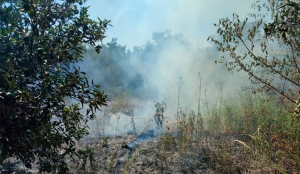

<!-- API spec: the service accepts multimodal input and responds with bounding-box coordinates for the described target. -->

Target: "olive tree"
[0,0,110,172]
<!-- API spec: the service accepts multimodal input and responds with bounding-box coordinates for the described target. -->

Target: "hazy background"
[78,0,260,136]
[84,0,255,49]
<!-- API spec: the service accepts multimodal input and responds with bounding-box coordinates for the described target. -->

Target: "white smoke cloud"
[81,0,257,136]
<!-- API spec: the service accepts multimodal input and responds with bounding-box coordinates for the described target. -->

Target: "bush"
[0,0,110,172]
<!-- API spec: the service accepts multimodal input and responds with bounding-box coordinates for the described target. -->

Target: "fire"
[166,126,173,133]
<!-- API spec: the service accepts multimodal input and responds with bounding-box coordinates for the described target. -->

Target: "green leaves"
[209,0,300,105]
[0,0,110,172]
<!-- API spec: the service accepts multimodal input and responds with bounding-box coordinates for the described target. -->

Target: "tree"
[79,38,144,99]
[208,0,300,105]
[0,0,110,172]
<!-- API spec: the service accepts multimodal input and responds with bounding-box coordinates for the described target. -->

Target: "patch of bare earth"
[0,133,292,173]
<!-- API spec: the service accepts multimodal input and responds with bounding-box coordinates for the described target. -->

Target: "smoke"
[84,0,255,49]
[76,0,258,136]
[80,31,250,137]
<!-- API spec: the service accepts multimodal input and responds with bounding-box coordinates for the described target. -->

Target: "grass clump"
[204,89,300,173]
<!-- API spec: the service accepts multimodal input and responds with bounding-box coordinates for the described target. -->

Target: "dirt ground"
[1,131,285,174]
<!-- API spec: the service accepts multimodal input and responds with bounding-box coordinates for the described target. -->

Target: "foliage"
[208,0,300,104]
[79,30,191,100]
[81,39,142,95]
[0,0,110,172]
[207,1,300,170]
[154,101,167,127]
[76,148,95,171]
[204,89,300,172]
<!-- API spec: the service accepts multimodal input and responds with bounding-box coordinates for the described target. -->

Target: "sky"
[84,0,257,50]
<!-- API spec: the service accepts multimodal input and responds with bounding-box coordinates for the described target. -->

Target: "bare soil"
[1,133,284,174]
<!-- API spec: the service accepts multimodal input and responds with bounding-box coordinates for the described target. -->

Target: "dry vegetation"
[2,86,300,174]
[64,89,300,174]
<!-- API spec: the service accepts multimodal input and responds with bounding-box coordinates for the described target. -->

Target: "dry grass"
[2,86,299,174]
[59,88,300,173]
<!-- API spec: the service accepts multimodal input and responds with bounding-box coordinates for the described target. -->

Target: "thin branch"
[235,57,296,103]
[238,36,300,87]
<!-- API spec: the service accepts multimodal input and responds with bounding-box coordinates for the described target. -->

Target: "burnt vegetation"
[1,0,300,173]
